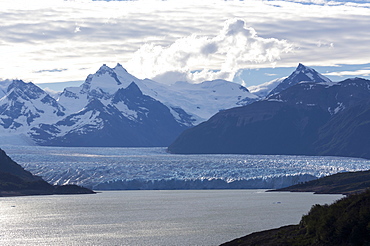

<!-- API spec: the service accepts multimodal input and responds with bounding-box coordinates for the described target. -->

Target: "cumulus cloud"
[1,0,370,85]
[126,19,293,84]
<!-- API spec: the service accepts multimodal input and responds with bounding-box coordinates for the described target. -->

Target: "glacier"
[3,146,370,190]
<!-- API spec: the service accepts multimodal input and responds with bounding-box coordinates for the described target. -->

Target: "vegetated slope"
[221,189,370,246]
[168,77,370,159]
[0,148,94,196]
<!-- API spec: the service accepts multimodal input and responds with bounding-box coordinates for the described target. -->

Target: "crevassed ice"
[4,146,370,190]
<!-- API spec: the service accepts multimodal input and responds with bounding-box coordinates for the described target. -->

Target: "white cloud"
[126,18,292,84]
[1,0,370,85]
[324,69,370,77]
[74,26,81,33]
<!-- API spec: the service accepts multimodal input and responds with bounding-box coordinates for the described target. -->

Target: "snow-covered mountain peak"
[296,63,311,72]
[0,80,65,133]
[96,64,117,77]
[295,63,331,83]
[6,80,49,102]
[114,63,127,72]
[80,65,123,98]
[288,63,331,83]
[267,63,331,97]
[112,64,140,87]
[1,63,270,146]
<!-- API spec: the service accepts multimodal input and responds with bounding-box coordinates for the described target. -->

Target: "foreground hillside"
[222,189,370,246]
[0,148,94,196]
[222,170,370,245]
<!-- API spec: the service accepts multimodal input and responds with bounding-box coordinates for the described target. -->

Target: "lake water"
[0,190,342,246]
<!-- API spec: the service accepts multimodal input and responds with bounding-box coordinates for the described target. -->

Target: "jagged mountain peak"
[97,63,129,77]
[296,63,311,71]
[294,63,330,83]
[114,63,128,73]
[80,65,123,97]
[96,64,114,75]
[267,63,331,97]
[85,98,105,109]
[0,80,65,131]
[112,64,141,87]
[8,79,43,93]
[124,82,142,96]
[112,82,145,105]
[6,80,50,102]
[7,79,25,92]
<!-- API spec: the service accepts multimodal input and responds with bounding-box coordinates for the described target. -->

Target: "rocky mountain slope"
[168,66,370,159]
[0,64,258,147]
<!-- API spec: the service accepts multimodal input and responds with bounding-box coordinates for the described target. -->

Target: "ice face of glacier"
[5,146,370,190]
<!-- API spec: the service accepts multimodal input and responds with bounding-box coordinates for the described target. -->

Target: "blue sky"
[1,0,370,91]
[238,63,370,87]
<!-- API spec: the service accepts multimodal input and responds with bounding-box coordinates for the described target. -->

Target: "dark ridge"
[273,169,370,195]
[0,148,95,197]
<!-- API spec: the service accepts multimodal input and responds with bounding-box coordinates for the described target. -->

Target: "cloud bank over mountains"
[127,19,292,84]
[1,0,370,86]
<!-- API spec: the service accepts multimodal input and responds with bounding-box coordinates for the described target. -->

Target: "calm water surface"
[0,190,342,246]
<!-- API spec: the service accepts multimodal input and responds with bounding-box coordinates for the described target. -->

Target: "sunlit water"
[2,146,370,189]
[0,190,342,246]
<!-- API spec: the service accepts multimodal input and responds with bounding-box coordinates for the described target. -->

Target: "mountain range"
[0,64,257,146]
[2,62,370,156]
[168,65,370,159]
